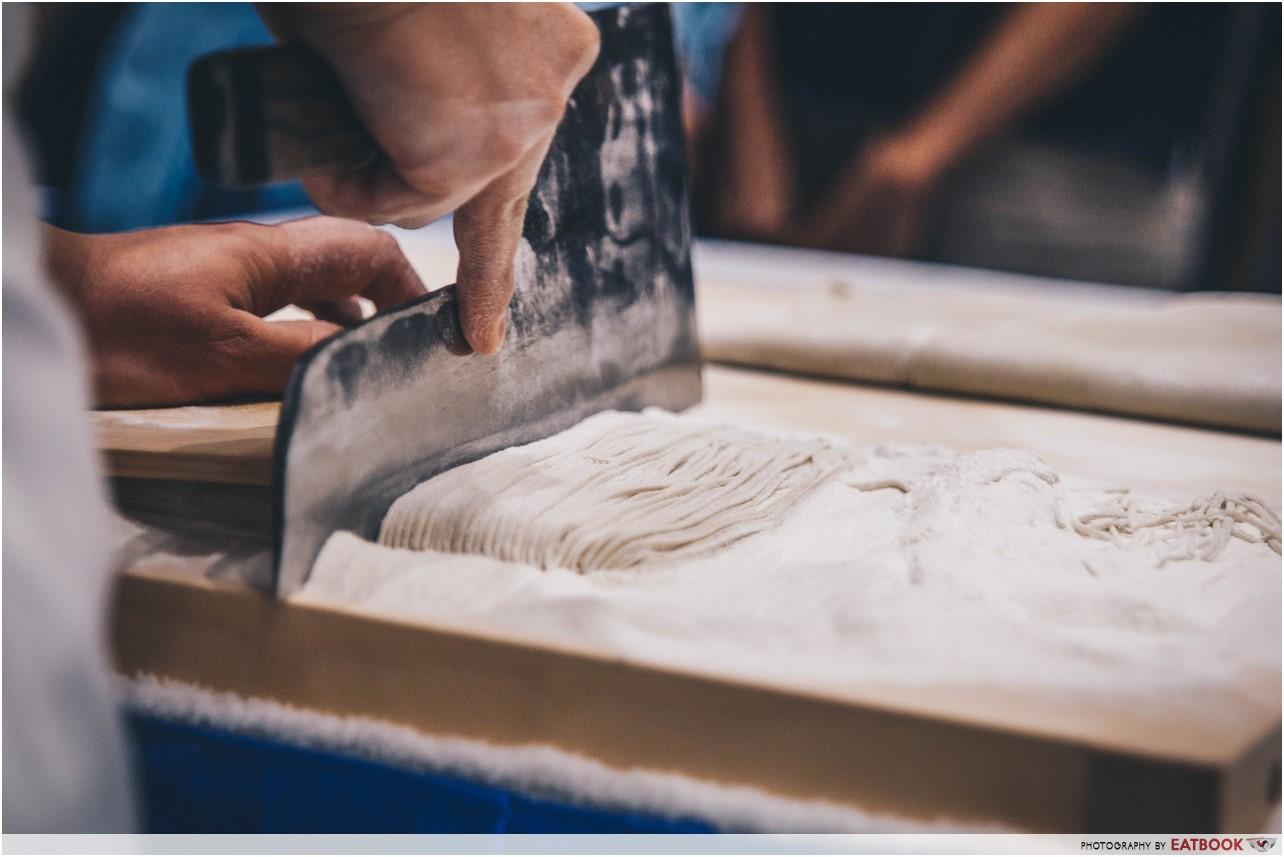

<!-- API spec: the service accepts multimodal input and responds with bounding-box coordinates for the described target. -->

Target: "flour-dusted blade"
[272,4,701,596]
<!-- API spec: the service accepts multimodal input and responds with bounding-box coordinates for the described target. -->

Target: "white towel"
[119,675,1006,834]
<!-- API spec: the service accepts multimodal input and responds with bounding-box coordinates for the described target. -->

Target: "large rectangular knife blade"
[270,4,701,596]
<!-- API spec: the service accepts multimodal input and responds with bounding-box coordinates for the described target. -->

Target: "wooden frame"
[110,566,1279,832]
[98,367,1281,832]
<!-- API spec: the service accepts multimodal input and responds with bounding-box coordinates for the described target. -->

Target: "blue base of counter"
[127,714,715,834]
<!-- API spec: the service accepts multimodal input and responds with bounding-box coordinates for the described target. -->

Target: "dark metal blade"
[273,4,701,596]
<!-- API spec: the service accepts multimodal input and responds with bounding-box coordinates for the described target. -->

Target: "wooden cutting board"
[96,365,1282,831]
[93,364,1283,538]
[93,400,278,485]
[93,365,1283,506]
[94,401,279,537]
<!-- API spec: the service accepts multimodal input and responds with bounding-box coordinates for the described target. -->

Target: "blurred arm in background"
[672,4,743,181]
[707,3,1141,255]
[798,3,1141,255]
[700,4,795,242]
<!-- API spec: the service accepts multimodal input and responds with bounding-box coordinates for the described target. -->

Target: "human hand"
[258,3,601,353]
[794,131,954,257]
[46,217,427,408]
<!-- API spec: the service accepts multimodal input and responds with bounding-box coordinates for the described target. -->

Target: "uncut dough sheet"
[297,411,1281,738]
[697,278,1281,433]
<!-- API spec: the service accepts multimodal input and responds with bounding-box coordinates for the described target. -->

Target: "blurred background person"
[689,3,1280,292]
[25,4,1280,294]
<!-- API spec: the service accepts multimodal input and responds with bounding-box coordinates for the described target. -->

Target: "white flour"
[296,411,1281,724]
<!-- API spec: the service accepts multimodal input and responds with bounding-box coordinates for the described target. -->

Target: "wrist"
[884,116,975,180]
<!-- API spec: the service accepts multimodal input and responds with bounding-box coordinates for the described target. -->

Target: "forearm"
[898,3,1142,173]
[720,5,793,201]
[42,225,96,309]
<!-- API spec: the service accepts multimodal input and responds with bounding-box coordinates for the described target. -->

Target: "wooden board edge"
[101,450,274,487]
[107,569,1276,832]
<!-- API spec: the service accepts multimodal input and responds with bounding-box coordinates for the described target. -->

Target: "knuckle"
[369,227,400,254]
[552,8,601,81]
[398,175,454,207]
[389,214,433,230]
[568,15,601,72]
[369,229,413,271]
[495,131,532,166]
[474,125,543,172]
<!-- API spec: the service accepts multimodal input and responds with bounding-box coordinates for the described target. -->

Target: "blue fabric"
[68,3,310,232]
[671,4,742,105]
[577,3,740,105]
[126,713,715,834]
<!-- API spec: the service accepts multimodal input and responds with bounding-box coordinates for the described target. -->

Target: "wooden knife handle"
[188,44,379,187]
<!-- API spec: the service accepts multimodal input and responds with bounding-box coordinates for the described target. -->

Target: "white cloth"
[2,5,136,832]
[698,276,1282,434]
[119,675,1007,833]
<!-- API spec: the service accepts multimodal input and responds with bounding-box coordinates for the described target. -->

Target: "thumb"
[452,138,552,355]
[236,318,344,394]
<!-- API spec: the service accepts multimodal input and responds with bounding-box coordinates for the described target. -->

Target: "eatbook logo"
[1248,840,1277,853]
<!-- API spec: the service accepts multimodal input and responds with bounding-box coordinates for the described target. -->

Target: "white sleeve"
[2,4,137,833]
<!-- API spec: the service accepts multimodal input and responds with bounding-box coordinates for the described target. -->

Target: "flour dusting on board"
[297,411,1281,721]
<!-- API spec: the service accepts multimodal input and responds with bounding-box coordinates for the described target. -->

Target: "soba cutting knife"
[186,4,703,597]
